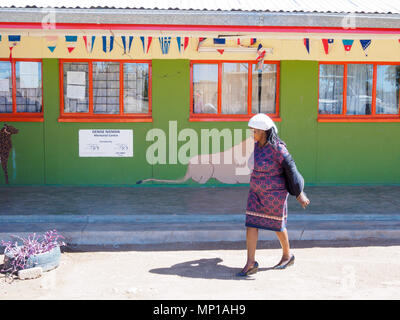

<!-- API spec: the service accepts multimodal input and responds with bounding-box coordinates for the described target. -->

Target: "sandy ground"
[1,240,400,300]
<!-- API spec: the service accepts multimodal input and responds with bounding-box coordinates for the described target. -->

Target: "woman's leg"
[242,227,259,271]
[275,228,292,265]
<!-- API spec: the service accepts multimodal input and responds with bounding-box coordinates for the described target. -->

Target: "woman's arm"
[281,153,310,209]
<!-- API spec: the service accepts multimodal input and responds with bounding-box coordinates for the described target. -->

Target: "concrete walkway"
[0,185,399,245]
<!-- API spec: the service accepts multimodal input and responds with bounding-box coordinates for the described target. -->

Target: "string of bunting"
[0,34,393,58]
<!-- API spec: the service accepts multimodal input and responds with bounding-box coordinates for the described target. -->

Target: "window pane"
[63,62,89,113]
[193,64,218,114]
[318,64,344,114]
[221,63,248,114]
[376,65,400,115]
[16,62,42,113]
[252,64,277,114]
[346,64,373,115]
[123,63,149,114]
[0,61,12,113]
[93,62,120,114]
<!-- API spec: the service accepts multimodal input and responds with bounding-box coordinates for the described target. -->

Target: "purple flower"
[1,230,65,276]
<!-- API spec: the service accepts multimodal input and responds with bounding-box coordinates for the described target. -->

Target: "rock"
[18,267,43,280]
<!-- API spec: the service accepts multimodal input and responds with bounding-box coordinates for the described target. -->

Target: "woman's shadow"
[149,258,274,281]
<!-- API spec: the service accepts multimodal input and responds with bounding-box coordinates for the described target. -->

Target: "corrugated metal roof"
[2,0,400,14]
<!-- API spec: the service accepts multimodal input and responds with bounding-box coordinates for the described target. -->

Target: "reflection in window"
[252,64,277,114]
[0,61,12,113]
[16,62,42,113]
[221,63,248,114]
[123,63,149,114]
[93,62,120,114]
[318,64,344,114]
[193,64,218,114]
[376,65,400,115]
[346,64,373,115]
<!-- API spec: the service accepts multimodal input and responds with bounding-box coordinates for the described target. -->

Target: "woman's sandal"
[273,255,295,270]
[236,261,259,277]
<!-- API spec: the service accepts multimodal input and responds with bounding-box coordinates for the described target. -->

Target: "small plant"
[1,230,66,276]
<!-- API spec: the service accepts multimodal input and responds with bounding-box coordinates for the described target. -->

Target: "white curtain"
[252,64,276,114]
[221,63,248,114]
[346,64,373,115]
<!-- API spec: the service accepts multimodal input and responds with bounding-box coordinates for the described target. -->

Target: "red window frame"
[59,59,152,122]
[0,58,44,122]
[318,61,400,122]
[189,60,280,122]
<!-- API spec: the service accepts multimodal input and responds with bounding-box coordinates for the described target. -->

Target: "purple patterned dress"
[246,141,290,232]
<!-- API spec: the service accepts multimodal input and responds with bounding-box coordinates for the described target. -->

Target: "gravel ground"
[1,240,400,300]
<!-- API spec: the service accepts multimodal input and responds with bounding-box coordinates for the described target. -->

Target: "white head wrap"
[248,113,278,133]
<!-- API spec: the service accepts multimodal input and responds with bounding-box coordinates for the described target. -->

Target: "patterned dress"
[245,141,290,232]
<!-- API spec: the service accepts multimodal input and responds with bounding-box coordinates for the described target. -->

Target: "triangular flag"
[8,35,21,60]
[121,36,133,54]
[102,36,114,53]
[197,37,206,51]
[183,37,189,51]
[176,37,189,53]
[217,49,224,55]
[65,35,77,53]
[83,36,96,54]
[360,40,371,56]
[322,39,334,54]
[140,36,152,53]
[303,38,310,54]
[213,38,226,45]
[255,43,266,71]
[342,39,354,52]
[45,35,58,53]
[159,37,172,54]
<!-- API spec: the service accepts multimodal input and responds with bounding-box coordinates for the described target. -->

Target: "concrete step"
[0,214,399,245]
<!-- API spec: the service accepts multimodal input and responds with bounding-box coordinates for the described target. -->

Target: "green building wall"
[1,59,399,186]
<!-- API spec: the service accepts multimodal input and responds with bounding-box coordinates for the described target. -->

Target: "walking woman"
[237,113,310,276]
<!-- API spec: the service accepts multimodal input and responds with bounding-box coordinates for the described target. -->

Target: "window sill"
[189,115,281,122]
[318,116,400,123]
[58,115,153,123]
[0,114,44,122]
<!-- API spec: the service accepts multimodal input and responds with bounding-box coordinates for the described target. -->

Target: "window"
[59,60,151,122]
[190,61,280,121]
[318,62,400,122]
[0,59,43,122]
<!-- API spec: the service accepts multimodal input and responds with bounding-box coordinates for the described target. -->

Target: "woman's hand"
[296,192,310,209]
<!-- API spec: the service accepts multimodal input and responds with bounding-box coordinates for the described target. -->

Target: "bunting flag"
[176,37,189,53]
[140,36,152,53]
[342,39,354,52]
[83,35,96,54]
[8,35,21,59]
[121,36,134,54]
[360,40,371,56]
[303,38,310,54]
[255,43,266,71]
[322,38,334,54]
[102,36,114,53]
[217,49,225,55]
[197,37,206,51]
[159,37,172,54]
[250,38,257,45]
[65,35,77,53]
[213,38,226,45]
[45,35,58,53]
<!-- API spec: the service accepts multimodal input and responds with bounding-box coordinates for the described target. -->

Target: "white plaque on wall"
[79,129,133,157]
